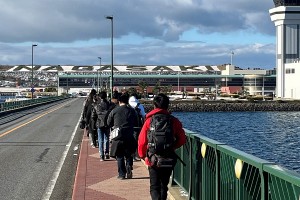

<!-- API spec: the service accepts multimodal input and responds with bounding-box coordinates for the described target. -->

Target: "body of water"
[173,111,300,173]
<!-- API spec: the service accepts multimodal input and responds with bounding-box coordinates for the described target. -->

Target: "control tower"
[270,0,300,99]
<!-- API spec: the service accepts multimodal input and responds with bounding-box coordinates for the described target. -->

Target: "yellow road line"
[0,100,72,138]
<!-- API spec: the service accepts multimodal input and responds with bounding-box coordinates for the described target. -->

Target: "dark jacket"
[138,108,186,166]
[82,96,93,129]
[90,101,98,131]
[107,104,138,157]
[92,99,110,129]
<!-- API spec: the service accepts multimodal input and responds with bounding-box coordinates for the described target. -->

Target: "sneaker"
[91,145,96,148]
[100,155,105,161]
[133,157,141,161]
[117,175,125,180]
[126,165,133,179]
[105,153,110,160]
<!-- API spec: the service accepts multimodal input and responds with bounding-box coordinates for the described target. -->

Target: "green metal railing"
[173,130,300,200]
[0,96,67,112]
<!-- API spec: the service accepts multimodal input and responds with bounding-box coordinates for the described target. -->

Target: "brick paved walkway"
[72,133,151,200]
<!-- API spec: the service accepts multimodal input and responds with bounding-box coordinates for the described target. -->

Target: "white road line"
[41,116,81,200]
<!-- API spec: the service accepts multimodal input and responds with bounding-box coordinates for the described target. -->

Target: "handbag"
[110,140,124,158]
[110,127,120,140]
[79,119,86,129]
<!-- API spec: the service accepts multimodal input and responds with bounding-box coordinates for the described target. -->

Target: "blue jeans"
[97,127,110,156]
[116,155,133,177]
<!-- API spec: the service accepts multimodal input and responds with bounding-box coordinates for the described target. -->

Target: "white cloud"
[0,0,277,68]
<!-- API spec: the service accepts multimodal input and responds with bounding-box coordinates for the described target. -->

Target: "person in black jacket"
[89,94,99,148]
[107,92,137,180]
[82,89,97,141]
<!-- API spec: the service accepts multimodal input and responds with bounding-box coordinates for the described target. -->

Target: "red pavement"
[72,132,152,200]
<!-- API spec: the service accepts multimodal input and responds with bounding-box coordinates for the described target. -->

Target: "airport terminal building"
[3,64,276,97]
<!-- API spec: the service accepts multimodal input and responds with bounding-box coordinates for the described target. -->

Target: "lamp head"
[32,44,38,47]
[273,0,300,6]
[106,16,113,20]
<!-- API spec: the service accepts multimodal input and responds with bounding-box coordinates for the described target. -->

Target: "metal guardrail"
[0,96,67,112]
[173,130,300,200]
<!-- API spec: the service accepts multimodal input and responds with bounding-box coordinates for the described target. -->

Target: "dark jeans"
[97,127,110,156]
[148,166,173,200]
[116,155,133,177]
[133,130,140,158]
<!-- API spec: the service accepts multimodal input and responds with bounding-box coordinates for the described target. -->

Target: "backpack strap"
[135,102,140,108]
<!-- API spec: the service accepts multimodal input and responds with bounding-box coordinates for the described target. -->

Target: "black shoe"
[105,153,110,159]
[126,165,133,179]
[117,175,125,180]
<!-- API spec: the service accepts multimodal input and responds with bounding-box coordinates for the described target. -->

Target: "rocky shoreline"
[141,100,300,112]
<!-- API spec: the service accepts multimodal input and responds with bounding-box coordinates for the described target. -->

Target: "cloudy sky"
[0,0,277,69]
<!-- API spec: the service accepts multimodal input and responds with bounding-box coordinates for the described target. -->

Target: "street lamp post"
[31,44,38,99]
[66,72,69,95]
[96,70,99,92]
[262,76,265,101]
[215,72,218,100]
[97,57,101,92]
[107,76,111,91]
[106,15,114,99]
[177,71,180,92]
[57,71,59,96]
[230,51,234,66]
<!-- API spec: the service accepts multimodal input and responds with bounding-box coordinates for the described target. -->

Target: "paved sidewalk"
[72,134,151,200]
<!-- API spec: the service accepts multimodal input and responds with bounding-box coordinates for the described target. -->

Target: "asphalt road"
[0,98,85,200]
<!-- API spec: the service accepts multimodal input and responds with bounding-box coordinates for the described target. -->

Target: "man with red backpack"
[138,93,186,200]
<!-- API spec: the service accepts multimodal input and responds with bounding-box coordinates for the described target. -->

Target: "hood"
[145,108,170,120]
[129,96,139,107]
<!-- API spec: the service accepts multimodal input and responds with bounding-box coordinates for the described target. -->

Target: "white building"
[220,65,275,96]
[270,2,300,99]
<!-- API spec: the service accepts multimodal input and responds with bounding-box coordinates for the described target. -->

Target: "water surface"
[173,111,300,173]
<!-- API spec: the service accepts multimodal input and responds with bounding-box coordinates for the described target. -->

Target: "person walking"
[138,93,186,200]
[109,91,120,110]
[82,89,97,140]
[89,94,99,148]
[92,91,111,161]
[128,93,146,161]
[107,92,137,180]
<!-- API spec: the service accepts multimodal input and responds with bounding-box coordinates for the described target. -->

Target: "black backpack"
[147,113,174,157]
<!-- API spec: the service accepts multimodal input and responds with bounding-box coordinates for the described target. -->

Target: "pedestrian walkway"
[72,130,188,200]
[72,134,151,200]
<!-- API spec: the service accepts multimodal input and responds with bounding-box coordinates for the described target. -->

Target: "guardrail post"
[215,147,220,200]
[261,170,268,200]
[188,136,192,200]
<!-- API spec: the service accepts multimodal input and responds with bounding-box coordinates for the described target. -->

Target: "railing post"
[261,170,268,200]
[188,136,192,200]
[215,148,220,200]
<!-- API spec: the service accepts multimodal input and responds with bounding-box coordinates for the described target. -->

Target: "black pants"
[89,129,98,146]
[148,166,173,200]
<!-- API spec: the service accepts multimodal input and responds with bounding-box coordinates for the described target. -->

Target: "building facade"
[1,65,276,97]
[270,1,300,99]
